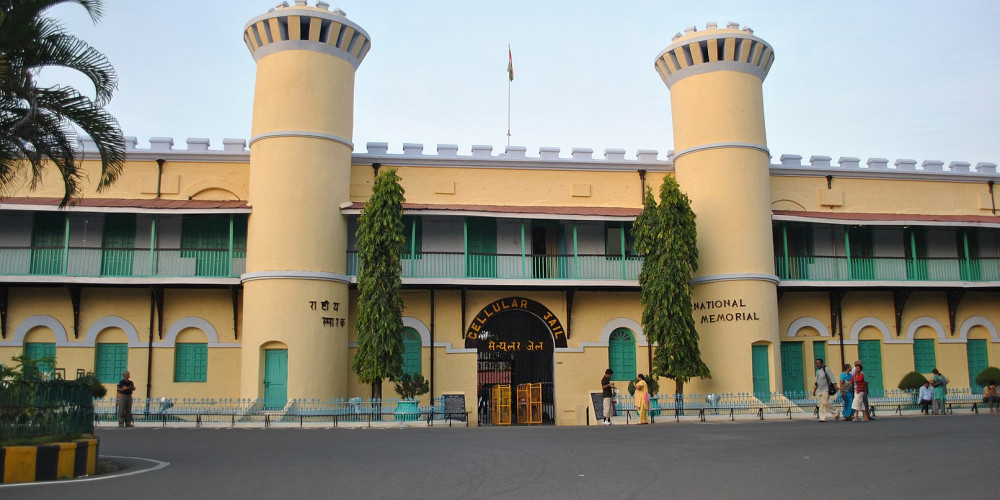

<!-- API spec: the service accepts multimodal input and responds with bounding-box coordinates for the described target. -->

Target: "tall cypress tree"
[633,175,710,395]
[352,168,405,400]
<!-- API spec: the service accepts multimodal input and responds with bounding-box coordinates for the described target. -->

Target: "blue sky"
[44,0,1000,165]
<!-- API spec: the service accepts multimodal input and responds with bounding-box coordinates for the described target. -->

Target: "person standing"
[931,368,949,415]
[634,374,650,424]
[839,364,854,421]
[117,371,136,428]
[918,380,933,415]
[601,369,615,425]
[983,382,1000,413]
[851,362,870,422]
[813,358,839,422]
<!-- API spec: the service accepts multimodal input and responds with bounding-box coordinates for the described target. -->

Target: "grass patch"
[1,432,83,447]
[96,460,123,475]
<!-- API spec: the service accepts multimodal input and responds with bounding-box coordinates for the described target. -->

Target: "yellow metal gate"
[516,383,543,425]
[491,384,512,425]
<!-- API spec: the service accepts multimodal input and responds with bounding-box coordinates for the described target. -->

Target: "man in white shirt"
[918,380,933,415]
[813,358,839,422]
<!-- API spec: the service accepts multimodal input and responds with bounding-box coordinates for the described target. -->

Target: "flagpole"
[507,44,511,147]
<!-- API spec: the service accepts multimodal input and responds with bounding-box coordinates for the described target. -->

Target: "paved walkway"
[4,413,997,499]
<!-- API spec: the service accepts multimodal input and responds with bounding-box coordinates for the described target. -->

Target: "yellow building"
[1,5,998,425]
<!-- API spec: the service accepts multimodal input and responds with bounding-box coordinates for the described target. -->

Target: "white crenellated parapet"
[359,142,667,163]
[769,154,998,176]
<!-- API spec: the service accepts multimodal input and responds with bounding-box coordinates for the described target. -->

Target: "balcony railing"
[776,255,1000,282]
[0,246,246,279]
[346,251,642,281]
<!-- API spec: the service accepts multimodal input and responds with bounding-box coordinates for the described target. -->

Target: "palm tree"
[0,0,125,207]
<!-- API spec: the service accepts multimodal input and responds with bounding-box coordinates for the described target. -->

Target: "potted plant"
[393,373,429,422]
[898,371,928,404]
[627,375,661,416]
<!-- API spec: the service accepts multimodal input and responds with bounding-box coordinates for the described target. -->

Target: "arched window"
[608,328,636,381]
[402,327,422,376]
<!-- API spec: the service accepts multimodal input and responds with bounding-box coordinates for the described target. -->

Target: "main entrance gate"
[467,297,567,426]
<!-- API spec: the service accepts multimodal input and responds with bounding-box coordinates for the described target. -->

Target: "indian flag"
[507,46,513,81]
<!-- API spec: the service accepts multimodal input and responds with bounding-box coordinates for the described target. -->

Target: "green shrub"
[898,371,928,390]
[79,374,108,399]
[393,373,429,400]
[627,375,660,396]
[974,366,1000,387]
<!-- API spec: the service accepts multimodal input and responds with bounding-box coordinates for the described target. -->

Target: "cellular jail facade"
[1,4,999,425]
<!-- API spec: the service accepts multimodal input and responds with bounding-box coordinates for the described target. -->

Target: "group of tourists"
[601,360,1000,426]
[814,359,1000,422]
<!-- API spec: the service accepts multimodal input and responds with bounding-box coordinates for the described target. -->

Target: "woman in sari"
[634,374,650,424]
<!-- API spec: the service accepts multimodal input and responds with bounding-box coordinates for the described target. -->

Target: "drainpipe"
[371,162,381,177]
[155,159,165,199]
[146,287,155,413]
[989,181,996,215]
[637,169,647,204]
[429,290,435,402]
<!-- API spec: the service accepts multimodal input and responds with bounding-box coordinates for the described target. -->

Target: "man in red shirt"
[850,362,870,422]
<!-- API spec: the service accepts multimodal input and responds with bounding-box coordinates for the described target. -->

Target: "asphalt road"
[4,415,998,499]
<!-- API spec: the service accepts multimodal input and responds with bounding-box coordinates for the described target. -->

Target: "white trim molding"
[154,317,221,347]
[83,316,143,348]
[402,316,431,347]
[904,316,957,343]
[958,316,1000,343]
[672,141,770,161]
[242,270,351,284]
[0,315,70,347]
[785,317,831,338]
[597,318,648,347]
[249,130,354,150]
[691,272,780,285]
[841,316,898,345]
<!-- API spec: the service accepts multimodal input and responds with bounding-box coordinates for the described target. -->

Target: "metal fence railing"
[0,380,96,442]
[92,396,466,427]
[347,251,642,281]
[776,255,1000,282]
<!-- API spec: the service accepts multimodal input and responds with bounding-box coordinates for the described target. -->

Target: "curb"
[0,437,99,484]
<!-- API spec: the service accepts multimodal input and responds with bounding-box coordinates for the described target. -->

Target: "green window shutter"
[100,213,137,276]
[233,214,248,259]
[812,341,826,365]
[24,342,56,377]
[181,215,230,276]
[608,328,636,381]
[967,340,989,392]
[402,216,422,259]
[95,343,128,384]
[912,339,936,373]
[857,340,884,397]
[30,212,66,275]
[175,343,208,382]
[402,328,421,376]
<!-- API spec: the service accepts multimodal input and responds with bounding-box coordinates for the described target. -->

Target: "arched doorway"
[467,297,564,425]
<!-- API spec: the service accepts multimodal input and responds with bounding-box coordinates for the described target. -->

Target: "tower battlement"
[654,22,774,88]
[243,1,370,67]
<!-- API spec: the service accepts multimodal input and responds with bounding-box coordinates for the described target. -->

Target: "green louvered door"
[752,345,771,402]
[967,340,989,392]
[30,213,65,275]
[858,340,884,397]
[101,214,136,276]
[780,342,804,396]
[466,217,496,278]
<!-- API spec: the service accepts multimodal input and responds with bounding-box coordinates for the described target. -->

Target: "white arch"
[848,316,894,344]
[402,316,431,347]
[161,316,220,345]
[0,315,70,347]
[904,316,947,342]
[958,316,1000,343]
[83,315,143,347]
[598,318,648,347]
[785,317,831,338]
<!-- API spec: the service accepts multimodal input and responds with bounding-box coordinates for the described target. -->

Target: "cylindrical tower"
[654,23,780,394]
[239,2,371,402]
